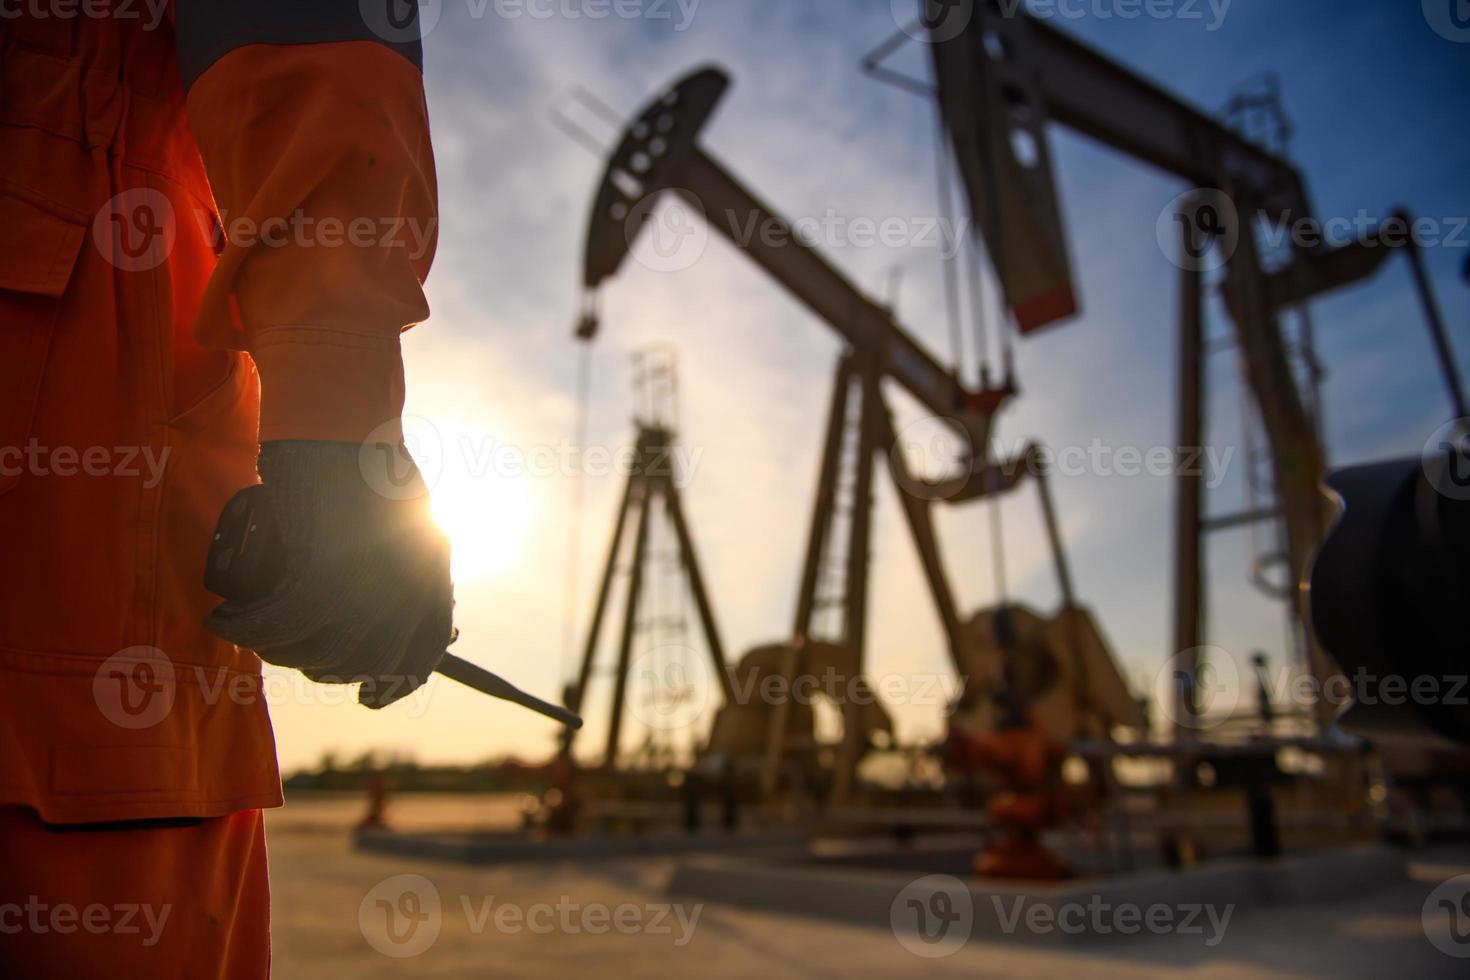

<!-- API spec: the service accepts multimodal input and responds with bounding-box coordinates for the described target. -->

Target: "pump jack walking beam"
[578,68,1008,458]
[924,0,1465,731]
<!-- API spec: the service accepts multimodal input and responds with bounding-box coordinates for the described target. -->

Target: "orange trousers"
[0,807,270,977]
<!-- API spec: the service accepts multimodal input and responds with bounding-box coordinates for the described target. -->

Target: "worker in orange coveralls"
[1,3,454,975]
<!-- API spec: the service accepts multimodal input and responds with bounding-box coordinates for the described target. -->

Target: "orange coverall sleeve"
[177,7,438,445]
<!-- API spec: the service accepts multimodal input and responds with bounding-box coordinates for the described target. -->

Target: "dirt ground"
[265,795,1470,979]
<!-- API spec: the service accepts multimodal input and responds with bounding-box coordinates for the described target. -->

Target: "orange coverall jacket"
[1,3,436,973]
[0,0,437,823]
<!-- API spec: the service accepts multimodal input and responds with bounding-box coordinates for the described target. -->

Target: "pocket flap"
[0,185,87,297]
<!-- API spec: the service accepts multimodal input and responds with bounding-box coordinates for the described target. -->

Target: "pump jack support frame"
[564,425,735,768]
[759,352,1081,800]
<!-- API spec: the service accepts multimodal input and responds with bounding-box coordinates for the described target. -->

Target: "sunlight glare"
[424,421,535,584]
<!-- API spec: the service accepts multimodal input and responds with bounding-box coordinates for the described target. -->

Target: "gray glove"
[205,440,455,708]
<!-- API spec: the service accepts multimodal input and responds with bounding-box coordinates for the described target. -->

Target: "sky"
[265,0,1470,772]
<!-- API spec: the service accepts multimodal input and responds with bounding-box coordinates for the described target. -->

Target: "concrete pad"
[355,828,798,865]
[666,844,1407,946]
[265,799,1468,978]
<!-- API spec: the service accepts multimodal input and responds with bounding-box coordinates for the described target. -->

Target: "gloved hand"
[204,440,455,708]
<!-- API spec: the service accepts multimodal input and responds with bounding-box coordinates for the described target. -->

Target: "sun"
[422,421,535,584]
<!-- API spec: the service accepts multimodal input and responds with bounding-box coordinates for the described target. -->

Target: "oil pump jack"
[907,0,1464,739]
[569,65,1138,804]
[568,3,1462,816]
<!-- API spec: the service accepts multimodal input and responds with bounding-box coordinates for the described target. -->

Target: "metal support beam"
[1201,507,1283,533]
[879,412,966,671]
[831,354,884,804]
[1405,238,1469,420]
[604,480,654,769]
[792,356,855,643]
[1225,202,1336,732]
[1172,225,1206,737]
[762,357,854,798]
[663,475,736,705]
[1032,455,1077,609]
[565,460,638,749]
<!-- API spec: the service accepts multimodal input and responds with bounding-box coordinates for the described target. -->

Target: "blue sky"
[267,0,1470,769]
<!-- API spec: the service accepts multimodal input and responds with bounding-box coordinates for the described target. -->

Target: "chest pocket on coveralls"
[0,182,87,497]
